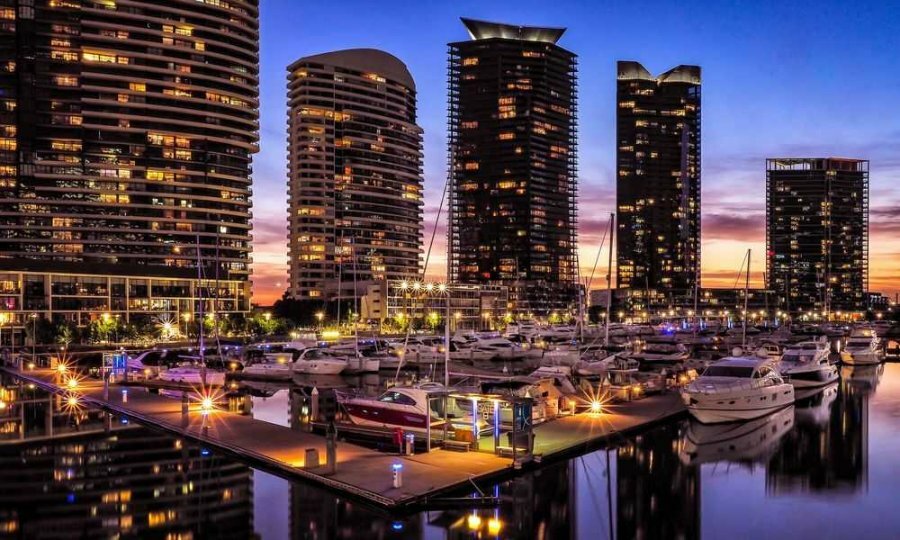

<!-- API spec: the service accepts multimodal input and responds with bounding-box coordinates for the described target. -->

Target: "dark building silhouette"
[766,158,869,317]
[0,0,259,335]
[447,18,579,315]
[286,49,423,302]
[616,62,701,311]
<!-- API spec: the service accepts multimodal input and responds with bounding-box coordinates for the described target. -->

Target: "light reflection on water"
[1,364,898,538]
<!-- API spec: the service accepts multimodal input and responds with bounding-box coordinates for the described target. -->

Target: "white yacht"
[292,348,347,375]
[778,339,838,387]
[241,353,294,380]
[841,327,882,365]
[343,353,380,374]
[158,363,227,386]
[681,357,795,424]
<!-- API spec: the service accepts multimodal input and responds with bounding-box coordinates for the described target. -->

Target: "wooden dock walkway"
[1,366,685,510]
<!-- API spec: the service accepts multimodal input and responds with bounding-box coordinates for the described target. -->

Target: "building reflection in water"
[766,366,880,496]
[0,391,254,539]
[616,423,700,540]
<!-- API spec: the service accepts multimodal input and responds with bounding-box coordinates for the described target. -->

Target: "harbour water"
[1,363,898,538]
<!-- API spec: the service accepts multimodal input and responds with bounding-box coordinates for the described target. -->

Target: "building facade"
[766,158,869,317]
[0,0,259,335]
[286,49,424,303]
[447,18,578,316]
[616,61,701,302]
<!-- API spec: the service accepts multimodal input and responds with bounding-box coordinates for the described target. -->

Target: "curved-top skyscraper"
[0,0,259,334]
[286,48,423,303]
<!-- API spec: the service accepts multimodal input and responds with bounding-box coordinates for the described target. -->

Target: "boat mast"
[742,248,750,350]
[604,213,614,347]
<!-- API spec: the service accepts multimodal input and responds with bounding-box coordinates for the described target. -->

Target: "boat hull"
[841,350,881,365]
[682,383,795,424]
[240,365,293,380]
[293,360,346,375]
[159,369,226,386]
[341,402,439,433]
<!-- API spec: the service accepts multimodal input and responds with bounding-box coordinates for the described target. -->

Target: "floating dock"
[1,366,685,510]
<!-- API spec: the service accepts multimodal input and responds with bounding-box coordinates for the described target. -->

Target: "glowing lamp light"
[201,397,214,412]
[0,401,6,410]
[57,364,68,374]
[67,395,78,407]
[467,512,482,531]
[590,400,602,414]
[487,517,503,535]
[27,362,35,370]
[66,378,78,389]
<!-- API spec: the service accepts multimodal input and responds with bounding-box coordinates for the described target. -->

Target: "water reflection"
[2,364,898,538]
[0,426,253,538]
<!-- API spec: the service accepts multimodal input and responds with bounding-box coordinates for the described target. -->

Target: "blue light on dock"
[66,493,76,504]
[391,522,404,531]
[201,448,211,457]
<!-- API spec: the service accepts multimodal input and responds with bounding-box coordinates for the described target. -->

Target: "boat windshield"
[702,365,755,378]
[378,391,417,406]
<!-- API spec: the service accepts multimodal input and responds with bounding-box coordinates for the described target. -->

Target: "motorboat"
[841,327,882,365]
[778,339,838,387]
[679,405,795,465]
[241,354,294,380]
[292,348,347,375]
[343,353,380,374]
[633,337,689,364]
[681,356,795,424]
[158,363,227,386]
[469,337,526,361]
[753,341,783,361]
[335,382,449,433]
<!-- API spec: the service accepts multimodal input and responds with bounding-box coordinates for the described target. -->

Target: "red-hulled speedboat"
[336,382,449,433]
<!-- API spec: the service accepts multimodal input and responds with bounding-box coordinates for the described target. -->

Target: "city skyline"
[251,0,900,305]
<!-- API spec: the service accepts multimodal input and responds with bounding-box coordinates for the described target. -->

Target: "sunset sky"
[250,0,900,306]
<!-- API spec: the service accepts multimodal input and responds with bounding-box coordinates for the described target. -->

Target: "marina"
[0,361,685,510]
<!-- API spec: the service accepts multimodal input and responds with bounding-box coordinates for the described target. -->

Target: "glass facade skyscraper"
[616,62,700,308]
[447,18,578,315]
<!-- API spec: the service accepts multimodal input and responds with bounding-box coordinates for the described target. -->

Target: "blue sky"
[251,0,900,303]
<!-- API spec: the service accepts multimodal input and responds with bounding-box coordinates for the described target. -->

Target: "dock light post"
[391,462,403,488]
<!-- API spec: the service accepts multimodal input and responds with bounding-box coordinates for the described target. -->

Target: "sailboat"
[159,234,227,386]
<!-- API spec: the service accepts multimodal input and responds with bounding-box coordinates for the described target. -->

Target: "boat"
[241,354,294,380]
[292,348,348,375]
[158,363,227,386]
[681,356,795,424]
[778,339,838,387]
[335,382,449,433]
[841,327,882,365]
[632,337,689,364]
[343,353,380,374]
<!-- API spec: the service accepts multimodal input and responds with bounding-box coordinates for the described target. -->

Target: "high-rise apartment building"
[766,158,869,316]
[0,0,259,335]
[286,49,423,303]
[447,18,578,315]
[616,62,700,306]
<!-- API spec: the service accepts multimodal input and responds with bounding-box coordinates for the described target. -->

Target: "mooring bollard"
[392,463,403,488]
[405,433,415,456]
[121,389,128,403]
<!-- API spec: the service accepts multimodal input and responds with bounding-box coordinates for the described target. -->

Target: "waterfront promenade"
[2,366,685,510]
